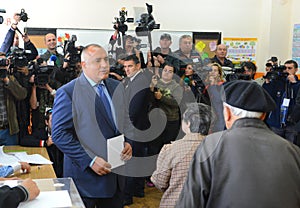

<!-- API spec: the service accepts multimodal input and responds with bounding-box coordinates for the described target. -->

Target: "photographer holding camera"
[110,32,146,70]
[29,59,61,137]
[0,11,38,61]
[0,52,27,145]
[263,59,300,144]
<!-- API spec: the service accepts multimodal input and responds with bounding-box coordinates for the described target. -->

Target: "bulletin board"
[193,32,222,60]
[223,37,258,65]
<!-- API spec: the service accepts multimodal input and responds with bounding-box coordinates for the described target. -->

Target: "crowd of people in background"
[0,11,300,208]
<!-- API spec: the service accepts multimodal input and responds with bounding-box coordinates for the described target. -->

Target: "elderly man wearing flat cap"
[176,80,300,208]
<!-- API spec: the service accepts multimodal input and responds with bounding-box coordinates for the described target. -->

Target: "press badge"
[282,98,290,107]
[192,58,199,63]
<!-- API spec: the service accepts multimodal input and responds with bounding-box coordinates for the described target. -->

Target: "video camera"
[263,65,288,81]
[113,7,134,35]
[0,58,9,78]
[9,47,31,68]
[28,59,55,86]
[0,9,6,24]
[135,3,160,36]
[225,67,251,82]
[63,35,83,68]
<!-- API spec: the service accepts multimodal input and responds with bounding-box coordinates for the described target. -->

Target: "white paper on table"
[0,145,53,165]
[12,152,53,165]
[0,146,20,165]
[18,190,72,208]
[107,134,125,169]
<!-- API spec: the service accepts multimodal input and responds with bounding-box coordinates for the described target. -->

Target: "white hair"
[223,102,263,118]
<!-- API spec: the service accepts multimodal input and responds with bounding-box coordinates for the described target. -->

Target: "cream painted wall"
[0,0,297,71]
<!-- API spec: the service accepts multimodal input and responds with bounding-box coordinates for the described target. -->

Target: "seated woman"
[151,102,214,208]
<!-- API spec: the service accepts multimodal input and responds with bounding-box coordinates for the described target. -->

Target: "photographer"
[55,40,83,85]
[0,52,27,145]
[29,60,61,135]
[263,60,300,144]
[0,12,38,61]
[109,30,146,69]
[240,61,257,80]
[20,108,63,177]
[180,63,207,104]
[148,33,180,74]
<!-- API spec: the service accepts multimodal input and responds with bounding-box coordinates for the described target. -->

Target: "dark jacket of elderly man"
[176,80,300,208]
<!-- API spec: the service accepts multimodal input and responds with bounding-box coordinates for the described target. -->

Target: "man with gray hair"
[176,80,300,208]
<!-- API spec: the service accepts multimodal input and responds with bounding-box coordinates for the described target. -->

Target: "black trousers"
[81,186,124,208]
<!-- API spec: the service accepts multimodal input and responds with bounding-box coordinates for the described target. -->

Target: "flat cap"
[160,33,171,41]
[221,80,276,112]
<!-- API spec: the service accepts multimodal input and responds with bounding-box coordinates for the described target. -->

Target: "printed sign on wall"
[223,37,257,66]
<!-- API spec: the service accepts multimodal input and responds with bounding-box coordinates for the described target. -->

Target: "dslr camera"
[17,9,29,22]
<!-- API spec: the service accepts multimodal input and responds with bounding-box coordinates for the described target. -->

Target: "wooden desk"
[3,146,56,179]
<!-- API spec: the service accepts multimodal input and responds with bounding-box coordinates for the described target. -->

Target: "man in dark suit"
[122,54,152,205]
[52,44,132,208]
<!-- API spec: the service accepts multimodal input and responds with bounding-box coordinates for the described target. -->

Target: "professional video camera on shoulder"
[225,67,251,82]
[113,7,134,35]
[9,47,31,68]
[63,35,83,68]
[263,64,288,81]
[135,3,160,37]
[28,58,55,86]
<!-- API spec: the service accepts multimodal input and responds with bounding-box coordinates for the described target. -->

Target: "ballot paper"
[18,190,72,208]
[107,134,125,169]
[0,146,52,165]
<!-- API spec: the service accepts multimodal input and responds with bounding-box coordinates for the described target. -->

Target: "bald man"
[210,43,234,68]
[52,44,132,208]
[40,33,64,67]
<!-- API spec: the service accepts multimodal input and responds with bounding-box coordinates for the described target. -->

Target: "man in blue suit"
[52,44,132,208]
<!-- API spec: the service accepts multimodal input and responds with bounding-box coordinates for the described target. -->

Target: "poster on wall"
[223,37,258,66]
[292,24,300,66]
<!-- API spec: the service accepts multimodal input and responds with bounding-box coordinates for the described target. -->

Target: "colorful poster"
[223,37,257,66]
[292,24,300,67]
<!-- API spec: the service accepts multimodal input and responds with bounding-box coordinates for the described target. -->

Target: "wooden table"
[3,146,56,179]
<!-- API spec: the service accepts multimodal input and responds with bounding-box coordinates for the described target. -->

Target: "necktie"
[97,83,115,128]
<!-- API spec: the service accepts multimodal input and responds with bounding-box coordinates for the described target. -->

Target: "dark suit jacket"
[125,71,152,156]
[52,73,128,198]
[125,72,151,134]
[0,185,27,208]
